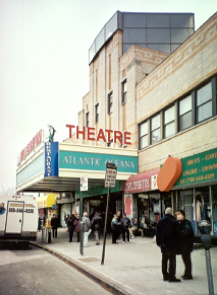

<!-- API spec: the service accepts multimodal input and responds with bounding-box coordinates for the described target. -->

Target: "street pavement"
[31,228,217,295]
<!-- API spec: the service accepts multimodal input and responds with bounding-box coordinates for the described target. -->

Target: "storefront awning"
[124,168,160,194]
[37,193,57,209]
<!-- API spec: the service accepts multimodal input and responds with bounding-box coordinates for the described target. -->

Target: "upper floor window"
[179,94,192,131]
[151,114,160,144]
[122,80,127,104]
[164,105,175,138]
[95,103,99,123]
[86,112,89,127]
[108,91,113,114]
[196,82,212,123]
[139,121,148,149]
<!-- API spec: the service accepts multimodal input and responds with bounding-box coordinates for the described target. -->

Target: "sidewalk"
[31,228,217,295]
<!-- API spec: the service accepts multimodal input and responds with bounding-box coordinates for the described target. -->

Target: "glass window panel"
[171,14,194,28]
[89,42,96,63]
[165,122,175,138]
[124,13,146,27]
[179,95,192,115]
[171,44,181,52]
[123,28,146,43]
[171,28,194,43]
[148,43,170,54]
[197,101,212,122]
[164,106,175,124]
[123,44,133,54]
[151,128,160,143]
[147,14,170,28]
[197,82,212,106]
[151,114,160,131]
[96,28,105,52]
[147,29,170,43]
[140,122,148,137]
[179,112,192,131]
[106,13,118,40]
[140,135,148,149]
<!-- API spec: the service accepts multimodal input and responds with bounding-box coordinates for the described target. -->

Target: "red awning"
[124,168,160,194]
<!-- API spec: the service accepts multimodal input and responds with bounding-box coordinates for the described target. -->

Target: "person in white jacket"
[82,212,91,247]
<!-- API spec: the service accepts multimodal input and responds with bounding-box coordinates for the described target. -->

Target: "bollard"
[48,228,51,243]
[198,220,214,295]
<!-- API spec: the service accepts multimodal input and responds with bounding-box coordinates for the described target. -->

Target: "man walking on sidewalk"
[156,207,181,282]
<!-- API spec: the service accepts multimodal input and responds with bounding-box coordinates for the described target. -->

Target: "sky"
[0,0,216,193]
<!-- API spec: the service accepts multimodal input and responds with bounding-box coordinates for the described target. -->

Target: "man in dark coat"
[121,213,130,242]
[156,207,181,282]
[175,209,194,280]
[91,212,103,245]
[51,214,58,238]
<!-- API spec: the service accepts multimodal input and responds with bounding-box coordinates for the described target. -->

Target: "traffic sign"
[105,163,117,188]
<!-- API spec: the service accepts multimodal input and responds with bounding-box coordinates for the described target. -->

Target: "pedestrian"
[67,214,75,242]
[117,210,122,239]
[156,207,181,282]
[121,213,130,243]
[111,214,120,244]
[129,218,138,238]
[51,214,58,238]
[91,212,103,245]
[175,209,194,280]
[73,214,80,242]
[82,212,91,247]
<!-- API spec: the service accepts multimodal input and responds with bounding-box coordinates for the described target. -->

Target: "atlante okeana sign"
[59,151,137,173]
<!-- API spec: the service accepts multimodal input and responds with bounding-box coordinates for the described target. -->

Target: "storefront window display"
[179,187,212,234]
[211,186,217,236]
[138,193,161,236]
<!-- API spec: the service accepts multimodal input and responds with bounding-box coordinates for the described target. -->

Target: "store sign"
[124,169,160,194]
[59,151,137,173]
[44,142,59,177]
[66,125,131,145]
[105,163,117,188]
[174,147,217,187]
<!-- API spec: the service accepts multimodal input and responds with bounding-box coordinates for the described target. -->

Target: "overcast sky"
[0,0,216,193]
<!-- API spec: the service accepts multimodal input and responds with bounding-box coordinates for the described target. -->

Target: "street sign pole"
[101,162,117,265]
[101,187,110,265]
[80,176,88,256]
[80,191,83,256]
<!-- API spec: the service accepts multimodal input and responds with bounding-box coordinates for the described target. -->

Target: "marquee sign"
[59,151,137,173]
[18,130,44,164]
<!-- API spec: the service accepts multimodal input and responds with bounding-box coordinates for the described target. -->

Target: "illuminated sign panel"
[174,147,217,187]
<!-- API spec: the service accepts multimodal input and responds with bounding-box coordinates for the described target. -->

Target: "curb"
[30,242,132,295]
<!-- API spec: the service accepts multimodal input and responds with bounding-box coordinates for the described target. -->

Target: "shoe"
[96,243,100,245]
[112,242,118,244]
[163,277,169,281]
[181,275,193,280]
[169,277,181,282]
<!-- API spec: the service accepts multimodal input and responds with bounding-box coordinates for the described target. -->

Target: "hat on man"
[175,209,185,217]
[165,207,172,215]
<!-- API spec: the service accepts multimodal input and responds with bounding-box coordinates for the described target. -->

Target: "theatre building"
[16,11,217,239]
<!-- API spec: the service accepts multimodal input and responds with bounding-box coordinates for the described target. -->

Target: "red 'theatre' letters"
[66,125,131,145]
